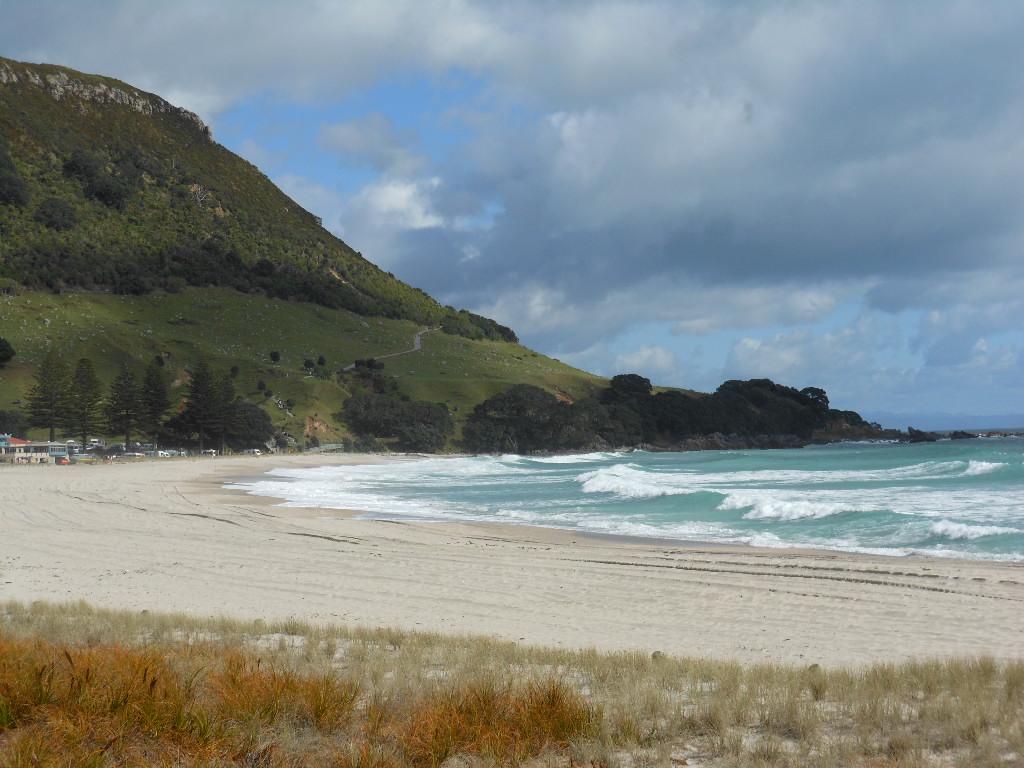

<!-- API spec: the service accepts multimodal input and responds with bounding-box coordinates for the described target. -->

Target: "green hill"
[0,57,602,445]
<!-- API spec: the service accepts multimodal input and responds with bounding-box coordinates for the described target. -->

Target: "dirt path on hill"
[342,327,436,372]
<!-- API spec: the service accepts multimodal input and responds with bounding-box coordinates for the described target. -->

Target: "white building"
[0,434,69,464]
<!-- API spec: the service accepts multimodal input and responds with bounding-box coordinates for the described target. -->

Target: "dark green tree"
[33,197,77,230]
[27,351,69,442]
[225,401,274,450]
[214,373,238,454]
[65,358,104,449]
[0,410,29,438]
[0,173,29,207]
[140,360,171,447]
[105,365,142,447]
[0,337,14,368]
[181,359,218,452]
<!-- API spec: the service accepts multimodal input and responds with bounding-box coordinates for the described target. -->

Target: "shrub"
[63,148,103,181]
[0,173,29,207]
[86,173,131,208]
[0,337,14,367]
[33,197,77,230]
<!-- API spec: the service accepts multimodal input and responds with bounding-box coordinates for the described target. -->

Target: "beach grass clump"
[394,678,598,766]
[2,600,1023,767]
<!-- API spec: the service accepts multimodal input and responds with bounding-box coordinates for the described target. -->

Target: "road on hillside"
[341,327,437,372]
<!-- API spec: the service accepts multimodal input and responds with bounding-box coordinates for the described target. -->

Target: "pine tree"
[27,351,69,442]
[141,360,171,447]
[182,359,217,452]
[215,373,238,454]
[65,358,103,449]
[106,365,142,447]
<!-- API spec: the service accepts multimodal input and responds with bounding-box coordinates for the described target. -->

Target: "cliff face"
[0,58,210,139]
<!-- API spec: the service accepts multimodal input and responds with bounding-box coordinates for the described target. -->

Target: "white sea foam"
[576,464,696,498]
[929,520,1019,540]
[718,491,857,521]
[525,452,622,464]
[962,460,1007,477]
[229,442,1024,561]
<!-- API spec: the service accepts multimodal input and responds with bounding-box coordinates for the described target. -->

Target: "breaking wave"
[930,520,1019,540]
[231,439,1024,561]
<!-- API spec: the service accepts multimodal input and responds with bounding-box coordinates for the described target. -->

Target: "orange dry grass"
[0,634,597,767]
[396,678,599,767]
[0,636,222,765]
[210,649,359,732]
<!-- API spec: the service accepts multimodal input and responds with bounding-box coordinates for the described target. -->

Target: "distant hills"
[864,412,1024,433]
[0,57,884,451]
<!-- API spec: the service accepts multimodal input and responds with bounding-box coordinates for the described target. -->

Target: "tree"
[225,401,274,450]
[181,359,218,452]
[316,355,326,367]
[214,373,238,454]
[64,358,103,449]
[106,365,142,447]
[0,337,14,368]
[140,360,171,447]
[0,410,29,438]
[27,351,69,442]
[0,173,29,207]
[33,197,77,230]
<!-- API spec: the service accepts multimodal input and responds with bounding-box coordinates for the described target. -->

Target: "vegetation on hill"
[0,289,601,446]
[2,600,1022,767]
[21,349,274,451]
[463,375,883,453]
[0,56,514,342]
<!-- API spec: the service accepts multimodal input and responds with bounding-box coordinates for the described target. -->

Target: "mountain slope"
[0,56,512,339]
[0,57,600,443]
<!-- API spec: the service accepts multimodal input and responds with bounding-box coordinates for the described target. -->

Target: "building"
[0,434,69,464]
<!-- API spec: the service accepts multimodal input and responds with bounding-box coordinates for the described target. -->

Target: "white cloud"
[319,113,423,176]
[349,177,444,231]
[614,346,678,377]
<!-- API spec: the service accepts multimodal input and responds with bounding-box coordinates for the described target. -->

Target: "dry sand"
[1,454,1022,665]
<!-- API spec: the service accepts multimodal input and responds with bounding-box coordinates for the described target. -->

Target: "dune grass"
[1,601,1022,767]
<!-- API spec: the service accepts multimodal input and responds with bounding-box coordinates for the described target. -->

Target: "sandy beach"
[1,454,1022,666]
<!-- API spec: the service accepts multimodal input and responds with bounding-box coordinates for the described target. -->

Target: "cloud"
[319,113,423,176]
[614,346,678,378]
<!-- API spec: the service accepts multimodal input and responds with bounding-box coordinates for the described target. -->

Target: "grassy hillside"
[0,56,602,444]
[0,288,602,443]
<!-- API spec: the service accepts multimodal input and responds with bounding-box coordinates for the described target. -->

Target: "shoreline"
[1,453,1022,665]
[217,452,1018,565]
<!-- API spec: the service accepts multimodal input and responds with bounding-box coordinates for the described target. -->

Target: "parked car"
[201,449,217,456]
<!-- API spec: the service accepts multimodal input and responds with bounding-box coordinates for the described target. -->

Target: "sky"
[2,0,1023,425]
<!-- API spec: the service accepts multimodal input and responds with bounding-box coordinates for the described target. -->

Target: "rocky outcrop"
[642,433,811,452]
[905,427,939,443]
[949,430,977,440]
[0,59,210,139]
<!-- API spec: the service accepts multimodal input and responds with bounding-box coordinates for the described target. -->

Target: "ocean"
[230,438,1024,561]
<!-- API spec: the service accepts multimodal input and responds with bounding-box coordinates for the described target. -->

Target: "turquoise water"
[233,439,1024,561]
